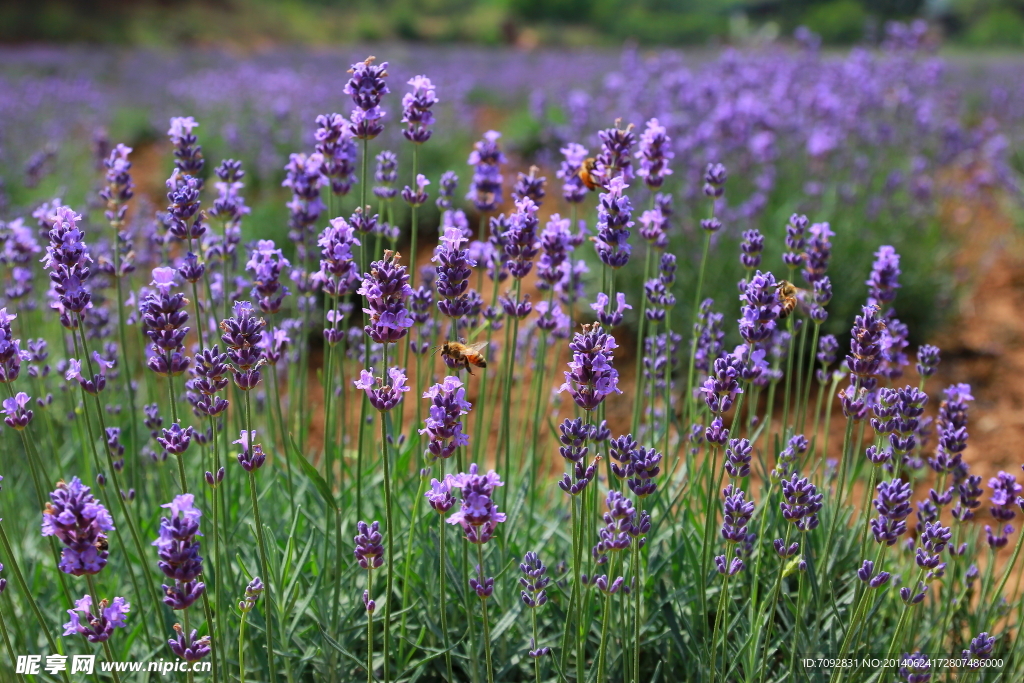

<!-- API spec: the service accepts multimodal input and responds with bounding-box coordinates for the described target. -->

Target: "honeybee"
[775,280,810,319]
[95,536,109,553]
[437,340,489,374]
[578,157,604,191]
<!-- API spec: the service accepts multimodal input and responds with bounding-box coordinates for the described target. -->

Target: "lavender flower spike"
[42,477,114,576]
[559,322,621,411]
[446,464,506,545]
[64,595,130,643]
[402,75,438,144]
[153,493,206,610]
[359,250,414,344]
[420,376,472,460]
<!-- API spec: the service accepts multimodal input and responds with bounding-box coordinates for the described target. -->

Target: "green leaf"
[291,433,336,511]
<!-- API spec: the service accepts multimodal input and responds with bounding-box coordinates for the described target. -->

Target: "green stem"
[246,392,278,683]
[439,514,454,683]
[683,230,713,429]
[380,343,395,683]
[367,569,375,683]
[631,246,654,436]
[477,544,494,683]
[239,613,248,683]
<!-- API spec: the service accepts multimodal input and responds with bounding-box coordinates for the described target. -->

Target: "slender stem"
[531,606,542,683]
[0,601,27,683]
[246,392,278,683]
[380,343,395,683]
[476,544,494,683]
[367,569,375,683]
[710,567,732,683]
[633,533,642,683]
[239,613,248,683]
[439,514,454,683]
[399,476,427,662]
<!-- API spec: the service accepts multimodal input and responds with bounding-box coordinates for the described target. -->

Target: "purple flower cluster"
[701,355,743,415]
[246,240,290,315]
[693,299,725,373]
[314,113,358,196]
[153,494,206,610]
[802,222,834,283]
[557,418,599,496]
[738,271,781,345]
[354,520,384,570]
[609,435,663,497]
[502,198,540,279]
[420,376,471,460]
[189,347,229,418]
[871,478,913,546]
[208,159,249,250]
[466,131,506,213]
[436,171,458,210]
[354,367,410,412]
[591,292,630,327]
[234,429,266,472]
[559,322,621,411]
[783,214,808,268]
[41,206,92,327]
[42,477,114,576]
[2,391,33,429]
[446,464,506,545]
[314,217,361,342]
[167,116,204,187]
[345,57,389,140]
[593,177,633,269]
[866,245,901,308]
[986,471,1021,549]
[557,143,589,204]
[537,215,573,291]
[401,75,438,144]
[645,253,676,322]
[282,152,325,262]
[358,250,413,344]
[929,384,973,474]
[140,268,191,378]
[519,551,549,610]
[594,121,635,184]
[63,595,130,643]
[169,623,211,662]
[780,474,822,531]
[593,490,636,564]
[165,171,206,243]
[512,166,546,205]
[219,301,266,391]
[636,117,673,189]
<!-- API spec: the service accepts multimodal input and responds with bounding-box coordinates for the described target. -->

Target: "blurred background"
[2,0,1024,48]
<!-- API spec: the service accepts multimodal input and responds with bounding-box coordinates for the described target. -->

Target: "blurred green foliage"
[2,0,1024,47]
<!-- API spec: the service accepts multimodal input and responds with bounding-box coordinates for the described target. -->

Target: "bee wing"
[466,341,489,354]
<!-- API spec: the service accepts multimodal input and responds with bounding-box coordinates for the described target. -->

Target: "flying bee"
[95,536,109,554]
[578,157,604,192]
[435,340,489,375]
[775,279,811,319]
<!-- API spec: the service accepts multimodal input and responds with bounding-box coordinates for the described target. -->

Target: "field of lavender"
[1,25,1024,683]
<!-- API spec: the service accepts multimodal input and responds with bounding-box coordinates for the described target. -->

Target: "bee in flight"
[775,279,810,319]
[436,340,489,375]
[578,157,604,192]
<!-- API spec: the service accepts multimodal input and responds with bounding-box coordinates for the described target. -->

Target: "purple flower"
[208,159,250,236]
[871,478,913,545]
[929,383,973,474]
[140,267,192,378]
[635,118,673,189]
[401,75,438,143]
[512,166,547,205]
[425,478,456,514]
[354,520,384,570]
[916,344,940,378]
[152,493,206,610]
[714,556,744,576]
[345,57,389,139]
[358,250,414,344]
[915,521,951,579]
[638,208,668,248]
[433,227,476,319]
[42,477,114,576]
[402,173,430,207]
[608,436,662,497]
[168,624,210,662]
[246,240,290,315]
[238,577,264,613]
[645,253,677,322]
[725,438,752,478]
[537,215,573,290]
[846,304,887,392]
[594,121,635,185]
[63,595,129,643]
[952,474,984,522]
[738,271,782,345]
[693,299,725,373]
[502,197,541,279]
[866,246,901,307]
[234,430,266,472]
[703,162,727,197]
[591,292,631,327]
[420,376,472,460]
[802,222,834,283]
[2,391,33,430]
[519,551,549,608]
[219,301,266,391]
[41,206,93,325]
[557,418,598,496]
[375,151,398,199]
[314,113,358,196]
[188,346,231,418]
[436,171,458,210]
[783,214,808,268]
[593,490,636,564]
[962,632,995,667]
[593,176,633,269]
[557,142,589,203]
[167,116,204,186]
[282,152,325,262]
[466,131,506,213]
[780,475,822,531]
[740,229,764,270]
[100,143,134,228]
[559,322,621,411]
[721,484,755,543]
[701,355,743,415]
[986,471,1021,548]
[165,172,207,242]
[446,464,506,545]
[354,367,410,412]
